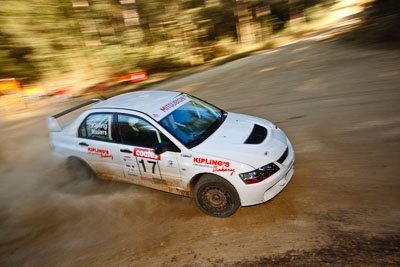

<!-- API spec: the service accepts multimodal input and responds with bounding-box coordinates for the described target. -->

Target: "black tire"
[194,175,241,217]
[66,157,95,181]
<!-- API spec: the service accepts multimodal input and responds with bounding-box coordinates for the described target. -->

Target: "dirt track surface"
[1,18,400,267]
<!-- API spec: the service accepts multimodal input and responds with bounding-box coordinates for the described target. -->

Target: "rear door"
[76,112,123,179]
[116,113,182,187]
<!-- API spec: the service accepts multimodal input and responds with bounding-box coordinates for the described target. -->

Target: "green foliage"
[0,0,326,85]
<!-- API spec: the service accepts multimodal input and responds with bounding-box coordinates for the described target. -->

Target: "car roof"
[91,90,182,115]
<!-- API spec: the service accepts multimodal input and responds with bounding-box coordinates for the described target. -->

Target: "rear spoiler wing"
[46,99,101,132]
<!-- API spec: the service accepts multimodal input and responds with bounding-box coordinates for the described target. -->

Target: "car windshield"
[159,95,226,148]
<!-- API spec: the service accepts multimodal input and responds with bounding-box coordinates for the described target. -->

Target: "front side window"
[79,113,114,141]
[118,114,167,148]
[159,96,226,148]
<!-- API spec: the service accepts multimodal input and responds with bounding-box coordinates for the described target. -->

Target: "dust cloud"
[0,111,196,266]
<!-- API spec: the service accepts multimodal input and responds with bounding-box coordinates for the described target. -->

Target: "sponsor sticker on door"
[134,148,160,160]
[192,157,235,175]
[88,147,114,160]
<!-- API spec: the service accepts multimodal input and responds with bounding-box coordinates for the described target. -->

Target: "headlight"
[239,163,280,184]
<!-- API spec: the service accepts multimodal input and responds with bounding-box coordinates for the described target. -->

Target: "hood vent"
[244,124,268,144]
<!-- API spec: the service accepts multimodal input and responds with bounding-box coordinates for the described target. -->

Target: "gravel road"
[1,16,399,266]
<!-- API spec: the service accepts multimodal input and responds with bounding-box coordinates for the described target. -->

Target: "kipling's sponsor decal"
[134,148,160,160]
[212,166,235,176]
[193,157,235,176]
[88,147,113,160]
[193,157,230,167]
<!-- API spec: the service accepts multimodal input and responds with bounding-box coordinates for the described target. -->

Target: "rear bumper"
[239,140,295,206]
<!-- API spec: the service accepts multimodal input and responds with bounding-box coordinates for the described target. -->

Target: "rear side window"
[79,113,114,141]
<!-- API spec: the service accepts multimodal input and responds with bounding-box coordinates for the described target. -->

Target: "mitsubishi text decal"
[159,95,187,113]
[152,94,190,120]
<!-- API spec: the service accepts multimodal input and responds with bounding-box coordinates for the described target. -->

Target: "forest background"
[0,0,398,93]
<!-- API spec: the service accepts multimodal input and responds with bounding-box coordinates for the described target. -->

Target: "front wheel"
[194,175,240,217]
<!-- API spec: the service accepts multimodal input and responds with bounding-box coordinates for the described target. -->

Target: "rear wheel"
[194,175,240,217]
[66,157,95,181]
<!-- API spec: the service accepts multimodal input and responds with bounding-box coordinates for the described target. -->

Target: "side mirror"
[155,142,170,155]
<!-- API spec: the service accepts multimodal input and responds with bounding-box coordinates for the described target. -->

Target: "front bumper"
[239,139,295,206]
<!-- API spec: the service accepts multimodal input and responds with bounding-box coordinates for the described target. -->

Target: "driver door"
[116,114,182,188]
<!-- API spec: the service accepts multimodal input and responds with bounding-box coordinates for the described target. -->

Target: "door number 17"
[138,159,157,174]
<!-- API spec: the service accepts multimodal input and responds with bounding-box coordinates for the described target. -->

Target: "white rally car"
[47,91,294,217]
